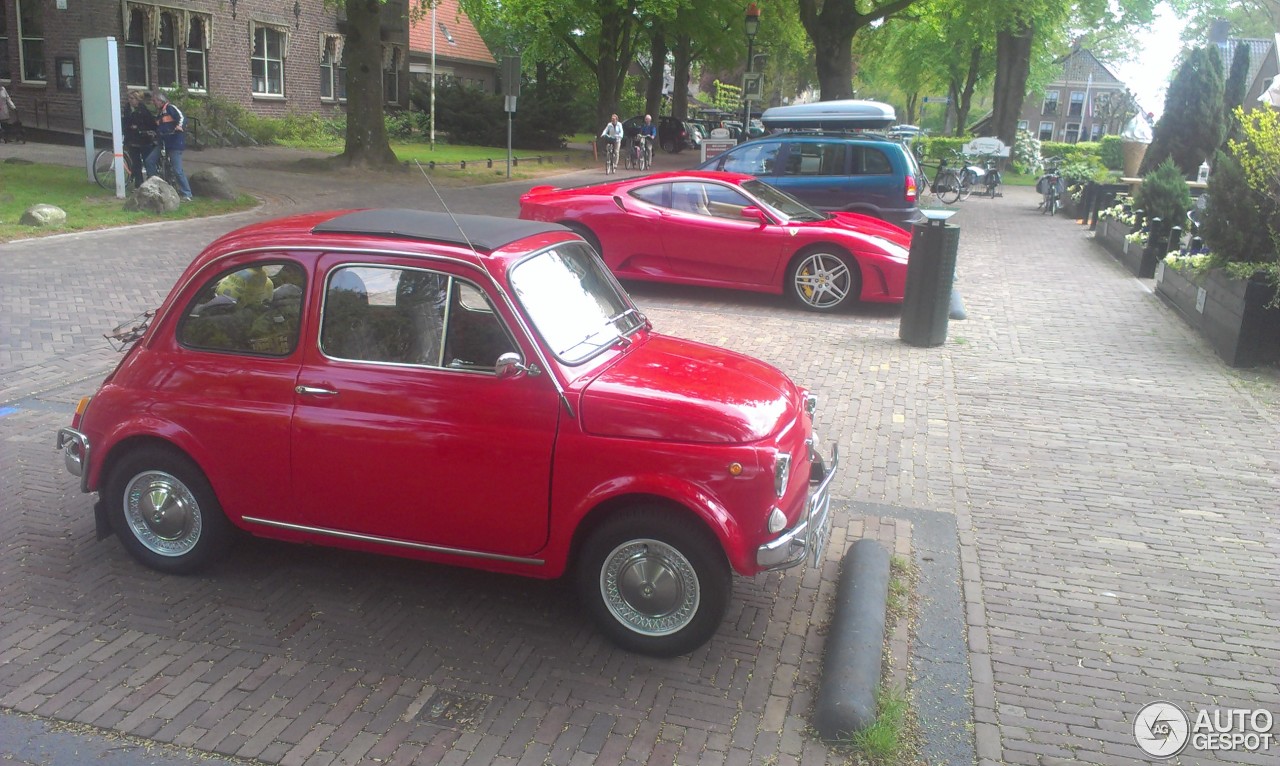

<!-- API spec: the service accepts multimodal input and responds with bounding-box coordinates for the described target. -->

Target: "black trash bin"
[899,210,960,347]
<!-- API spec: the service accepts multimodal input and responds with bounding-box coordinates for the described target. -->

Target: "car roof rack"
[760,99,896,131]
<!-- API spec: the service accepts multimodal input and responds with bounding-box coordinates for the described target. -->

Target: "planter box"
[1155,263,1280,367]
[1095,219,1147,276]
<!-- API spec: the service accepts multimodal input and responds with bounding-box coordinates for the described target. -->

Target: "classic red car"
[519,170,911,312]
[56,209,836,656]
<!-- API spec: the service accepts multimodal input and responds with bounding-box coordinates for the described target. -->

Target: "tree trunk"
[592,5,636,129]
[645,30,668,118]
[799,0,920,101]
[991,21,1034,145]
[340,0,398,167]
[905,92,918,125]
[953,45,981,136]
[672,35,692,120]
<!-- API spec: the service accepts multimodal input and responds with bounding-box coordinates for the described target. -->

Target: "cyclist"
[123,91,157,190]
[150,90,193,202]
[600,113,624,174]
[638,114,657,169]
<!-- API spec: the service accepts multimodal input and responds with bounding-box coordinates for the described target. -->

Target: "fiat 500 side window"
[320,265,516,371]
[177,261,307,356]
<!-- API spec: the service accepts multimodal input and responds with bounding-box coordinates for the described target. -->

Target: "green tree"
[1222,41,1250,148]
[797,0,923,101]
[1140,45,1225,176]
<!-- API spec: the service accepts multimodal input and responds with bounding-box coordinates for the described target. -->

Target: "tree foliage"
[1140,45,1225,176]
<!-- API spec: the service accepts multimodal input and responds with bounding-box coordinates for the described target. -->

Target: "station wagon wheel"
[106,446,234,574]
[578,509,730,656]
[786,247,861,312]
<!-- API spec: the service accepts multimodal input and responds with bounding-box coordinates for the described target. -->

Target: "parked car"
[520,170,911,311]
[624,115,700,153]
[696,132,924,230]
[55,208,837,657]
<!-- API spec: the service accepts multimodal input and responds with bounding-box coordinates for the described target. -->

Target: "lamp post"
[743,3,760,134]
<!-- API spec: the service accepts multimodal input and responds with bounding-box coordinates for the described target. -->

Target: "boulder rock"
[19,203,67,227]
[125,176,180,213]
[189,166,237,200]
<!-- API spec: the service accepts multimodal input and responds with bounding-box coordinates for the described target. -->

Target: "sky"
[1110,2,1187,120]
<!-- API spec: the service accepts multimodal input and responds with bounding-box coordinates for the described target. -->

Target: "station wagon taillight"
[905,173,917,203]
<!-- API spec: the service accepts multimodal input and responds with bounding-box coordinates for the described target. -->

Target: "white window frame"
[1064,122,1081,143]
[252,23,286,97]
[1038,121,1054,141]
[156,11,180,88]
[0,7,11,81]
[16,0,45,83]
[1042,90,1059,116]
[186,15,209,92]
[1089,123,1104,141]
[320,35,345,102]
[1016,120,1029,132]
[1068,91,1085,118]
[123,6,149,88]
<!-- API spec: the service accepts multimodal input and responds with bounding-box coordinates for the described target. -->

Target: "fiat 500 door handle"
[295,385,339,396]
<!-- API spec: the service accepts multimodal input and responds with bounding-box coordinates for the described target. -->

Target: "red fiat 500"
[57,209,837,656]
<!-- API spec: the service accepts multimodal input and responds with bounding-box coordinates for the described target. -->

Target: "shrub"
[1136,157,1192,247]
[1099,136,1123,170]
[1140,46,1225,176]
[1011,129,1042,174]
[1201,150,1276,263]
[411,80,570,150]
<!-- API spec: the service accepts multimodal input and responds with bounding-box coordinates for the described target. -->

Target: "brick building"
[0,0,410,136]
[1016,47,1130,143]
[407,0,497,94]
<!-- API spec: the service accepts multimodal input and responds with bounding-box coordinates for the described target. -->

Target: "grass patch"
[0,162,256,243]
[842,686,914,764]
[275,137,597,182]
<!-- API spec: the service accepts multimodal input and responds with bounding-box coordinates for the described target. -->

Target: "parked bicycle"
[930,153,967,204]
[94,142,179,191]
[623,136,642,171]
[982,157,1003,198]
[1036,157,1065,215]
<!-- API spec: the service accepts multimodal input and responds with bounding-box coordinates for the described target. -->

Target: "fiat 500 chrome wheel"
[793,251,852,309]
[122,470,203,557]
[599,538,700,637]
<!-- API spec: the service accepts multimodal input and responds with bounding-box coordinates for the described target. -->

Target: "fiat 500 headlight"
[774,452,791,498]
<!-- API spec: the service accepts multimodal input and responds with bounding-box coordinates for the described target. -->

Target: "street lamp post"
[743,3,759,134]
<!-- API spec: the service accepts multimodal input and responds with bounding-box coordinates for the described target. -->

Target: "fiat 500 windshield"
[510,242,645,364]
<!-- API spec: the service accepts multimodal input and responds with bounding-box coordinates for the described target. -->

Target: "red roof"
[408,0,496,66]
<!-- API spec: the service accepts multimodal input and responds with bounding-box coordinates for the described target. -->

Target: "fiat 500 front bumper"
[756,442,838,571]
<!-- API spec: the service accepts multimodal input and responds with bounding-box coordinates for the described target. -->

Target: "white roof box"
[761,100,896,131]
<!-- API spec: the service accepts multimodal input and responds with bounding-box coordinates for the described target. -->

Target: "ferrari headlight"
[774,452,791,498]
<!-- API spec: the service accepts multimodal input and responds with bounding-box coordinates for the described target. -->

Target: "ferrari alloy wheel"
[786,248,860,312]
[578,509,730,656]
[106,446,234,574]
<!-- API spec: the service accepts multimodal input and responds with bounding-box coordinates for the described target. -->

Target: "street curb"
[813,537,891,740]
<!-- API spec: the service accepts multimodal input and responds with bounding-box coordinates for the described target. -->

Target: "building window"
[1038,121,1054,142]
[1042,91,1059,116]
[187,17,208,91]
[321,36,345,101]
[252,24,285,95]
[1064,122,1080,143]
[1069,91,1084,117]
[1090,123,1104,141]
[123,7,148,87]
[383,46,400,104]
[157,12,179,88]
[0,8,10,80]
[17,0,44,82]
[1016,120,1029,132]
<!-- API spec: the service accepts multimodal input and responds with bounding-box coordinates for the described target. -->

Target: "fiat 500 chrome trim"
[756,443,838,571]
[56,427,91,492]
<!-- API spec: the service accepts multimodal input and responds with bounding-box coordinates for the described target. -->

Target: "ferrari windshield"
[741,179,829,222]
[510,241,645,364]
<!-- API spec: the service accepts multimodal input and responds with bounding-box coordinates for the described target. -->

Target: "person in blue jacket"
[149,90,193,202]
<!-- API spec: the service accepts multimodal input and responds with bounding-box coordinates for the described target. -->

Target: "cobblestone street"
[1,143,1277,764]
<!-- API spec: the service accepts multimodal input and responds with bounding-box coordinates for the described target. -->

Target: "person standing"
[150,91,193,202]
[0,85,18,139]
[122,92,157,189]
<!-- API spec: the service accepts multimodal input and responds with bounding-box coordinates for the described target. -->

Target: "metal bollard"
[899,210,960,347]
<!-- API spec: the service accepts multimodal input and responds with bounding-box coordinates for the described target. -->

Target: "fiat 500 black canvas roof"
[761,100,896,131]
[314,209,565,252]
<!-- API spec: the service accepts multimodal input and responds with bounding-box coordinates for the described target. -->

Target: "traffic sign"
[923,96,950,104]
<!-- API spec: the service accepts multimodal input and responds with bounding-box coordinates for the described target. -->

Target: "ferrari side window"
[701,185,754,219]
[629,183,669,207]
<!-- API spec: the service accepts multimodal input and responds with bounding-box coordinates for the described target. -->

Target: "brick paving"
[2,141,1278,765]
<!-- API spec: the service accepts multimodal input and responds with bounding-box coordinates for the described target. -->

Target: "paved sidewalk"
[2,145,1278,765]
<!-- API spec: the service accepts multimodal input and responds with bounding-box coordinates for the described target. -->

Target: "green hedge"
[916,136,1111,168]
[1099,136,1123,170]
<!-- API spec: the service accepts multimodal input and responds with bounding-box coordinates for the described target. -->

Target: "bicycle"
[982,157,1003,198]
[930,155,965,204]
[602,137,621,175]
[1036,157,1065,215]
[95,142,178,191]
[622,137,641,171]
[637,135,653,171]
